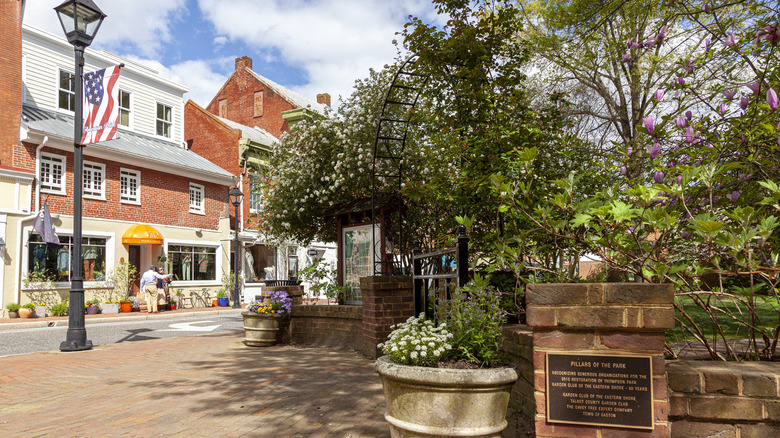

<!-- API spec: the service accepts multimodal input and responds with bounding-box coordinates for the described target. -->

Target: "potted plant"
[103,299,120,314]
[34,302,47,318]
[19,303,35,318]
[85,300,100,315]
[241,291,292,347]
[168,297,177,311]
[6,303,20,319]
[119,297,134,313]
[374,276,518,437]
[216,289,229,307]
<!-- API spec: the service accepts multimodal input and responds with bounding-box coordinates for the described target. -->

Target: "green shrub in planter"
[50,301,69,316]
[6,303,20,312]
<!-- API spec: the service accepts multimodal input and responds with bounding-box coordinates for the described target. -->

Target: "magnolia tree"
[495,0,780,359]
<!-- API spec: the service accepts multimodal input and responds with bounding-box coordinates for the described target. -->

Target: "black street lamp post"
[55,0,105,352]
[229,186,244,309]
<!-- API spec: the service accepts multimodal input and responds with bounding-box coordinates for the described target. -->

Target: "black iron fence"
[412,225,469,319]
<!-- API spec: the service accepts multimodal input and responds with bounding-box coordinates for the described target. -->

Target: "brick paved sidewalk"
[0,332,388,437]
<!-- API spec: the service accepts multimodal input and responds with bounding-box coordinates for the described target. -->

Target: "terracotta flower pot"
[18,308,34,318]
[120,302,133,313]
[375,356,518,438]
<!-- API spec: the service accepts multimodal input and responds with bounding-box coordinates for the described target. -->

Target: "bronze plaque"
[546,353,654,430]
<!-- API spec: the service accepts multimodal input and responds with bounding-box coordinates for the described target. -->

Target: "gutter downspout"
[16,136,49,303]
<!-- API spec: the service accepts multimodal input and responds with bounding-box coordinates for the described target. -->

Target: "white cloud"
[122,57,230,107]
[23,0,187,58]
[198,0,441,105]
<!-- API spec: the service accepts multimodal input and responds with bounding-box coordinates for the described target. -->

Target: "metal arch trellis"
[371,54,429,276]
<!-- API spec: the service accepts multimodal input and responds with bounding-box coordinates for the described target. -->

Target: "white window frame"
[249,173,262,213]
[40,152,66,195]
[83,161,106,200]
[189,182,205,215]
[119,168,141,204]
[57,68,75,113]
[118,89,132,128]
[156,102,172,138]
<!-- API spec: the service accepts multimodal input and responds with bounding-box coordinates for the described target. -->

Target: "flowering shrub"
[119,297,134,303]
[246,291,292,315]
[85,300,100,308]
[436,275,508,366]
[378,314,454,366]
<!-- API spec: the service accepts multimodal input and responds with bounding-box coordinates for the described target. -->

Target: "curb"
[0,308,244,331]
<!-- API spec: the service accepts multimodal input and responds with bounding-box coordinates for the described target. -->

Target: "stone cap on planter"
[375,356,518,387]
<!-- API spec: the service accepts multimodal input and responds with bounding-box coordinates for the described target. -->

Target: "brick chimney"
[235,56,253,72]
[317,93,331,107]
[0,0,23,166]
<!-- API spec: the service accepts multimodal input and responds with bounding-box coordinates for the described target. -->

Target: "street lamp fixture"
[55,0,105,352]
[229,186,244,309]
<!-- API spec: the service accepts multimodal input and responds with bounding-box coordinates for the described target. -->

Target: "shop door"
[129,245,141,296]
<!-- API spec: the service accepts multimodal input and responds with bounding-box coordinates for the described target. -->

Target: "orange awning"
[122,224,164,245]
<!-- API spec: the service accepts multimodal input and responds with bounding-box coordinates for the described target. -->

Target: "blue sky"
[24,0,442,107]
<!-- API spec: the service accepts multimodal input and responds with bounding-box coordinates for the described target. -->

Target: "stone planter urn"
[241,312,283,347]
[103,303,120,314]
[374,356,518,438]
[34,305,47,318]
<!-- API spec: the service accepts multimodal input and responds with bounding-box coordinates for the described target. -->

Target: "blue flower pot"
[217,297,229,307]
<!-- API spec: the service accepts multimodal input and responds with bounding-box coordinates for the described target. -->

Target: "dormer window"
[58,69,75,112]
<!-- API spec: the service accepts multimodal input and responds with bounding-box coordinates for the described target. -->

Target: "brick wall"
[205,57,296,139]
[503,325,536,421]
[0,0,22,166]
[359,276,415,359]
[527,283,674,438]
[668,360,780,437]
[17,142,228,229]
[290,304,362,351]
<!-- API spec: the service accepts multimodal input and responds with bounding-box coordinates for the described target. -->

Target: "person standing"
[140,265,171,313]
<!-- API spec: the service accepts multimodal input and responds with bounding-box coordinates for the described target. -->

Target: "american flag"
[81,65,121,145]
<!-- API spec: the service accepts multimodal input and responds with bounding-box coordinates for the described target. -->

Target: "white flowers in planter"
[378,314,453,366]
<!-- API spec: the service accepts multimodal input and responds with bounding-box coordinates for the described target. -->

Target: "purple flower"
[653,171,664,183]
[630,42,642,49]
[622,53,631,62]
[657,25,667,45]
[676,175,682,185]
[619,165,627,174]
[756,25,780,45]
[767,88,778,109]
[685,126,695,143]
[654,89,664,101]
[722,89,737,101]
[719,104,726,115]
[705,38,711,50]
[727,190,742,202]
[627,146,633,155]
[675,116,687,127]
[682,58,695,73]
[724,32,736,47]
[649,142,661,158]
[676,76,685,86]
[643,117,655,135]
[747,80,762,94]
[740,96,749,110]
[685,110,693,120]
[644,38,656,49]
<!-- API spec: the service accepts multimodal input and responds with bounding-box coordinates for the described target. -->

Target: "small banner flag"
[32,201,60,247]
[81,65,121,145]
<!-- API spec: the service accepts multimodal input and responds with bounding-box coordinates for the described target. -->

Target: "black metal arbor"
[371,54,429,276]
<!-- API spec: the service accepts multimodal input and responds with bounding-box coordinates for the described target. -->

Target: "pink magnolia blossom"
[654,89,664,101]
[648,142,661,158]
[675,116,687,127]
[657,25,667,45]
[627,146,633,155]
[724,33,736,47]
[727,190,742,203]
[643,117,655,135]
[676,76,685,86]
[768,88,779,109]
[644,38,656,49]
[685,111,693,120]
[676,176,683,185]
[622,53,631,62]
[722,89,737,101]
[704,3,710,13]
[740,96,749,110]
[747,80,762,94]
[682,58,695,73]
[719,104,726,116]
[685,126,695,143]
[756,25,780,45]
[705,39,711,50]
[653,171,665,184]
[619,166,627,174]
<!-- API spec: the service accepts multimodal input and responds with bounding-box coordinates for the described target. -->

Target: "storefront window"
[28,234,106,282]
[245,244,276,283]
[168,245,216,281]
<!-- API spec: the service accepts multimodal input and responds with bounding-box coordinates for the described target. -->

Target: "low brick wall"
[502,325,535,420]
[290,304,362,351]
[668,360,780,437]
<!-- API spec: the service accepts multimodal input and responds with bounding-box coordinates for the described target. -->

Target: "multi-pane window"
[83,161,105,199]
[168,245,217,281]
[120,169,140,203]
[118,90,131,127]
[156,103,172,138]
[28,234,107,282]
[189,183,204,214]
[58,69,75,111]
[249,174,262,212]
[40,153,65,193]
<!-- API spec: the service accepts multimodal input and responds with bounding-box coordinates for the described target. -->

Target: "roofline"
[186,99,241,136]
[22,129,236,187]
[22,24,189,93]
